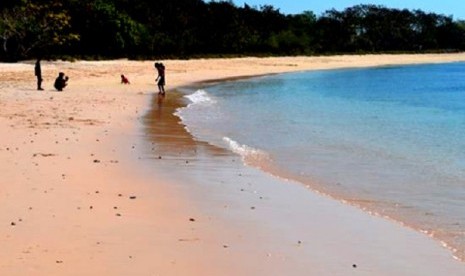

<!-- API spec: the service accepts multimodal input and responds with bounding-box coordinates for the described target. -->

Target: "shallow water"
[176,62,465,260]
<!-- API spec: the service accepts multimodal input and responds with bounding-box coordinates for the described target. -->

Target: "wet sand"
[1,54,465,275]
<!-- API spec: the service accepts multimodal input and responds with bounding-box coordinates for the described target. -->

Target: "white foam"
[223,137,268,160]
[175,89,216,123]
[184,89,216,106]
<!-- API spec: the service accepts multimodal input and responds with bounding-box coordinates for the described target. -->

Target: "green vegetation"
[1,0,464,61]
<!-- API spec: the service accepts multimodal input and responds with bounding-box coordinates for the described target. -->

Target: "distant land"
[1,0,464,61]
[234,0,465,20]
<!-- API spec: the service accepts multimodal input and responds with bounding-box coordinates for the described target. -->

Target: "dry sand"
[1,54,465,275]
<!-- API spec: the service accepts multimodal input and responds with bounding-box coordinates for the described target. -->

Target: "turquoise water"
[177,62,465,260]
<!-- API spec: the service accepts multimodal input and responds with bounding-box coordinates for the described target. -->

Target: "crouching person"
[54,72,69,91]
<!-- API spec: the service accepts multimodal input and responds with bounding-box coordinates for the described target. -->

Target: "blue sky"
[232,1,465,20]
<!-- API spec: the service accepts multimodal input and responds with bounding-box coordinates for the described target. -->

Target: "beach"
[1,54,465,275]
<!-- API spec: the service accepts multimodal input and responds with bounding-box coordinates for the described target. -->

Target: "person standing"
[34,58,44,90]
[155,62,166,95]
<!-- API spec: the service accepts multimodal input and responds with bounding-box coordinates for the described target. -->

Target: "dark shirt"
[54,76,67,91]
[35,61,41,77]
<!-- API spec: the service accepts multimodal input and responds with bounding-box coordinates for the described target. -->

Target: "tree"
[1,1,465,60]
[316,9,352,52]
[0,0,79,60]
[436,16,465,50]
[66,0,147,57]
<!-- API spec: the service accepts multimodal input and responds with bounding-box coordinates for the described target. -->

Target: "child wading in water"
[154,62,166,95]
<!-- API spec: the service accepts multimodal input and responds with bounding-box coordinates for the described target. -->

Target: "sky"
[232,0,465,20]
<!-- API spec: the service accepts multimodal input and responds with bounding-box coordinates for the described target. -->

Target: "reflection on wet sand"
[143,90,231,160]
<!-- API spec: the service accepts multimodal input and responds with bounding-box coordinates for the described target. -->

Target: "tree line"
[1,0,465,61]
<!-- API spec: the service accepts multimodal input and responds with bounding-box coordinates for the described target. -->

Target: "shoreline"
[143,82,465,275]
[1,54,465,275]
[171,65,465,263]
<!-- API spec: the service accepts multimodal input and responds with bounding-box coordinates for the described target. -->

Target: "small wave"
[223,137,268,161]
[175,89,216,123]
[184,89,216,106]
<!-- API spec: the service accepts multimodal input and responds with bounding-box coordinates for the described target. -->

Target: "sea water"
[176,62,465,260]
